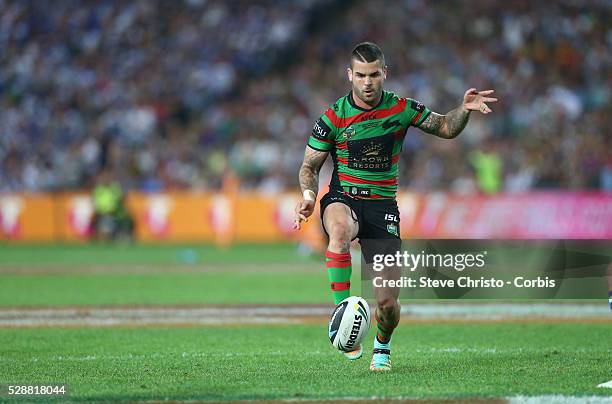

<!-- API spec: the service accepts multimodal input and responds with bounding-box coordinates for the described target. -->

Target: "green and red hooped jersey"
[307,91,431,199]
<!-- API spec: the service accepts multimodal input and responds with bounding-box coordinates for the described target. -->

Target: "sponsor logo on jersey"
[339,126,356,141]
[363,143,384,156]
[348,187,370,197]
[382,119,401,130]
[347,134,393,171]
[360,121,380,129]
[357,112,378,123]
[410,100,425,112]
[312,118,331,140]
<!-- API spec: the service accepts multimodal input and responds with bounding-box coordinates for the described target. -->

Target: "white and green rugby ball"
[328,296,371,352]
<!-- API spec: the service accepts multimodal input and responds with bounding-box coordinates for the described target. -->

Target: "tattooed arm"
[294,146,329,229]
[299,147,329,195]
[418,108,470,139]
[417,88,498,139]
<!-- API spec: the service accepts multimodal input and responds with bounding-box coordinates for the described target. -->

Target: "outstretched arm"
[294,146,329,230]
[418,88,497,139]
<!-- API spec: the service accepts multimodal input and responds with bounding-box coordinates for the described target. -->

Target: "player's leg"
[374,251,401,344]
[321,198,361,359]
[361,201,401,371]
[322,201,359,305]
[371,269,400,371]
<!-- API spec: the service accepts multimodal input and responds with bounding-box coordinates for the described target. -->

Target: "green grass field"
[2,324,610,401]
[0,244,610,402]
[0,244,333,306]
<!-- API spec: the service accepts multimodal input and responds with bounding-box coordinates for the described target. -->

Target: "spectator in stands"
[0,0,609,194]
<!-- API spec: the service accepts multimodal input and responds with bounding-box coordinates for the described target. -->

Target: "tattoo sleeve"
[298,147,329,195]
[418,107,471,139]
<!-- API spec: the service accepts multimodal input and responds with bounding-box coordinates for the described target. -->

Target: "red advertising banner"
[399,192,612,239]
[1,192,610,242]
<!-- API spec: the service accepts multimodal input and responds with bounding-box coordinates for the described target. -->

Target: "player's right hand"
[293,199,315,230]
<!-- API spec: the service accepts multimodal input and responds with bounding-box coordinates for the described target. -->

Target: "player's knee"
[328,238,350,253]
[376,297,398,315]
[327,222,351,245]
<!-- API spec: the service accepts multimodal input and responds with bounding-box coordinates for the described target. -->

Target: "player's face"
[348,59,387,107]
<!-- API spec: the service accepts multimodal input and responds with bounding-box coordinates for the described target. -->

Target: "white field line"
[402,304,612,319]
[112,395,612,403]
[1,303,609,318]
[200,399,611,404]
[0,306,331,318]
[508,396,612,403]
[0,304,609,327]
[0,317,302,327]
[253,398,612,404]
[597,380,612,388]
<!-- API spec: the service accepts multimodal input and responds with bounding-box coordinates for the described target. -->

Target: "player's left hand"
[462,88,498,114]
[293,198,315,230]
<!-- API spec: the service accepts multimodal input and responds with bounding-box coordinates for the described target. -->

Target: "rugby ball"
[328,296,371,352]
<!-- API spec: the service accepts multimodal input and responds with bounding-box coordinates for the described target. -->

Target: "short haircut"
[350,42,385,68]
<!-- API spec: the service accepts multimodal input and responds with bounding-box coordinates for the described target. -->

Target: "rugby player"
[293,42,497,371]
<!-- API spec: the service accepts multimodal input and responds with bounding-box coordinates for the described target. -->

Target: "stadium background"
[0,0,611,402]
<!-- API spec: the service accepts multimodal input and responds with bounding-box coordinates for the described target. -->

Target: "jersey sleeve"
[404,98,431,128]
[307,110,336,152]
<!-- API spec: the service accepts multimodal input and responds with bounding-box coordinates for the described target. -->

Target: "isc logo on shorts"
[385,214,398,222]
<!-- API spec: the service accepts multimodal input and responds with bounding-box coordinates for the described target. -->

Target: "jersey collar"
[347,90,385,111]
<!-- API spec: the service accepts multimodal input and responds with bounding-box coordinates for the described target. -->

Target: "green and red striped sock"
[325,250,352,305]
[374,308,399,344]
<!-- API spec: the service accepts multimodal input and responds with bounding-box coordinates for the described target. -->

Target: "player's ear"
[383,65,388,80]
[347,67,353,83]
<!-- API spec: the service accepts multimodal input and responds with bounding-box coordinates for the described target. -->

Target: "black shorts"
[319,189,401,241]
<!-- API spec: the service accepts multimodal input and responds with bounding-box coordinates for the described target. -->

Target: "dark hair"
[350,42,385,67]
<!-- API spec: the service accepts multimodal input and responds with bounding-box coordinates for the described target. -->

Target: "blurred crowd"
[0,0,327,191]
[1,0,610,194]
